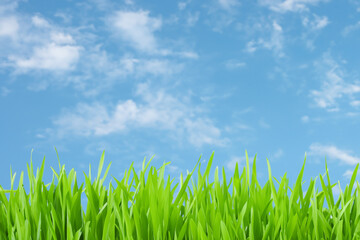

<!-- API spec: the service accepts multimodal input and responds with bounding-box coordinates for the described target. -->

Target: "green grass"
[1,149,360,239]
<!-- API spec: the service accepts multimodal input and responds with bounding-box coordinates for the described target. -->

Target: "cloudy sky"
[1,0,360,195]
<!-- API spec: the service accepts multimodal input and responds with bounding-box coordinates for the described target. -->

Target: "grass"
[1,149,360,239]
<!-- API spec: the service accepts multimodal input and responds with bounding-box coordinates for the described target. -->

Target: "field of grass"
[1,149,360,239]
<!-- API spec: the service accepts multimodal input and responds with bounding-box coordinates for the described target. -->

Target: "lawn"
[0,149,360,239]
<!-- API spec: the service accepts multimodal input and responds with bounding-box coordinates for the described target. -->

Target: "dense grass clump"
[1,149,360,239]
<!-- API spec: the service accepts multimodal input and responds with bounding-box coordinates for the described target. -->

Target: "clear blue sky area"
[1,0,360,200]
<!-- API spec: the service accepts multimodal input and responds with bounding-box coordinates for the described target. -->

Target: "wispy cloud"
[109,9,199,58]
[309,53,360,111]
[225,60,246,69]
[0,87,10,97]
[224,123,252,132]
[226,156,244,171]
[185,11,200,27]
[350,100,360,107]
[271,148,284,159]
[218,0,240,10]
[245,21,284,58]
[259,119,270,129]
[137,59,184,76]
[308,143,360,165]
[226,154,255,171]
[300,14,329,50]
[260,0,328,13]
[302,14,329,31]
[178,0,192,10]
[342,21,360,36]
[343,169,358,179]
[301,115,310,123]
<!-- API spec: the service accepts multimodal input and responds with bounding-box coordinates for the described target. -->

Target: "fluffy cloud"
[11,43,80,71]
[0,16,18,38]
[0,10,82,73]
[32,15,50,28]
[50,32,75,44]
[112,10,162,52]
[52,82,229,148]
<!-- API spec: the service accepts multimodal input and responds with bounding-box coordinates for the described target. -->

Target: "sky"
[1,0,360,200]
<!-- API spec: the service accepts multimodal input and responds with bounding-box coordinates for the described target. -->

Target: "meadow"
[0,149,360,239]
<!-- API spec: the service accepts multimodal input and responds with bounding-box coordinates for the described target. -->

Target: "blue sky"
[1,0,360,198]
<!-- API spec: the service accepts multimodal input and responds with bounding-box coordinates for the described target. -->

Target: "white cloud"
[0,8,83,76]
[186,12,200,27]
[112,10,162,52]
[167,165,181,173]
[224,123,252,132]
[0,86,10,97]
[260,0,328,13]
[0,1,18,14]
[124,0,134,4]
[273,21,282,31]
[346,112,360,117]
[245,40,257,53]
[65,53,186,97]
[54,12,72,23]
[310,53,360,111]
[111,10,197,58]
[52,82,228,148]
[301,115,310,123]
[114,58,183,77]
[308,143,360,165]
[332,185,340,197]
[259,119,270,128]
[225,60,246,69]
[177,51,199,59]
[264,149,285,163]
[302,15,329,30]
[350,100,360,107]
[218,0,240,10]
[272,149,284,159]
[342,21,360,36]
[184,118,229,148]
[244,21,284,58]
[32,15,50,28]
[0,16,18,38]
[342,169,359,179]
[300,15,329,50]
[226,154,255,171]
[11,43,81,71]
[50,32,75,44]
[139,59,183,76]
[178,2,187,10]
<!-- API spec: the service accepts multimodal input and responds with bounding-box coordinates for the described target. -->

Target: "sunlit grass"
[1,149,360,239]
